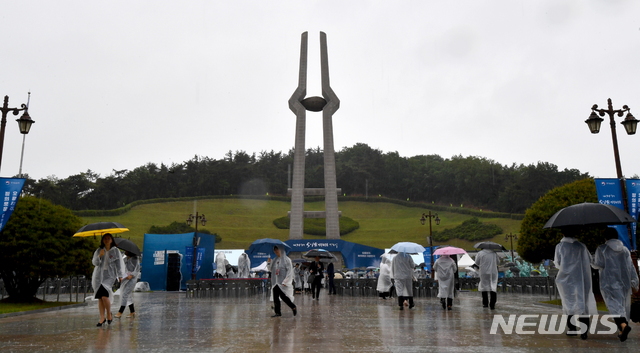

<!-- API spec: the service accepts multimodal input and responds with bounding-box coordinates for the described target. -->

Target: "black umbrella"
[303,249,337,259]
[114,238,141,256]
[543,202,636,229]
[504,262,517,267]
[473,241,507,251]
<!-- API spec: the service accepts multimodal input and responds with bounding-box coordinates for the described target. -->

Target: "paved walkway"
[0,291,638,352]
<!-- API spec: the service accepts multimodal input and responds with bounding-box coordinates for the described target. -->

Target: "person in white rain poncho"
[237,253,251,278]
[475,249,499,309]
[293,263,302,293]
[215,251,227,278]
[554,229,598,340]
[391,252,415,310]
[592,228,639,342]
[115,251,140,319]
[434,255,457,310]
[377,254,393,299]
[269,245,297,317]
[92,233,123,327]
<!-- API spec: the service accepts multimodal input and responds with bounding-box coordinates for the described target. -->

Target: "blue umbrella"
[390,242,426,254]
[250,238,291,249]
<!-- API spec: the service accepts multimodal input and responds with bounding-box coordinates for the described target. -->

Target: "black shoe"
[107,319,112,325]
[580,332,588,340]
[619,325,631,342]
[399,306,404,310]
[271,314,281,318]
[409,304,415,309]
[97,319,106,327]
[447,306,452,311]
[490,306,495,310]
[292,307,297,316]
[483,305,488,308]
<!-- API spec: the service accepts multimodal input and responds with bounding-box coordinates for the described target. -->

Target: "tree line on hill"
[19,143,588,214]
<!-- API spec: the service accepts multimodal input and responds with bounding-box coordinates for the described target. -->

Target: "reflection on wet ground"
[0,291,638,352]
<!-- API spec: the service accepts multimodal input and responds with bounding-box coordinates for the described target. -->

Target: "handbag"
[307,274,316,284]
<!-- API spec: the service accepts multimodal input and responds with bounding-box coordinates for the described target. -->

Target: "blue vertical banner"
[0,178,25,233]
[595,178,634,250]
[625,179,640,250]
[185,246,194,273]
[195,247,205,274]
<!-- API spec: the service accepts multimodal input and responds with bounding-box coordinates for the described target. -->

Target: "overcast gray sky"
[1,0,639,181]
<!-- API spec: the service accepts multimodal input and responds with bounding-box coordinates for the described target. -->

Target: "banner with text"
[595,178,637,250]
[0,178,25,233]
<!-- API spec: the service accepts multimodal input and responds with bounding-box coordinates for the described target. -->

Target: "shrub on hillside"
[431,217,502,242]
[148,221,222,243]
[273,216,360,236]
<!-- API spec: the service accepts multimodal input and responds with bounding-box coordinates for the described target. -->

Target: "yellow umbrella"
[73,222,129,237]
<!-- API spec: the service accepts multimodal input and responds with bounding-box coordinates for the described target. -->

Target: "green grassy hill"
[80,199,521,251]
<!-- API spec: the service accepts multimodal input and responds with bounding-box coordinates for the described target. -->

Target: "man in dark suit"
[309,256,325,300]
[327,262,336,295]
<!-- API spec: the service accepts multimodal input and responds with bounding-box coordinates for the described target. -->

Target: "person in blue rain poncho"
[115,251,140,319]
[391,252,416,310]
[92,233,123,327]
[592,228,639,342]
[475,248,499,309]
[269,245,297,317]
[554,228,598,340]
[434,254,457,310]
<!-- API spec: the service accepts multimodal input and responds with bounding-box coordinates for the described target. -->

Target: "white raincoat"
[293,265,302,289]
[119,255,140,307]
[376,255,393,293]
[215,252,227,277]
[475,249,499,292]
[554,237,598,316]
[92,246,124,301]
[270,246,294,303]
[592,239,639,319]
[237,253,251,278]
[391,252,415,297]
[434,255,457,299]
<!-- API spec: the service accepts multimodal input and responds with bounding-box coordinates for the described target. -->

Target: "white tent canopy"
[457,254,476,268]
[250,261,269,273]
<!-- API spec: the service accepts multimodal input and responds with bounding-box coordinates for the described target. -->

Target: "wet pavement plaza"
[1,291,639,352]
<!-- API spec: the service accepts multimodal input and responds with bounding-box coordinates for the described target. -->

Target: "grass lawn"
[81,199,522,251]
[0,300,79,315]
[540,299,608,312]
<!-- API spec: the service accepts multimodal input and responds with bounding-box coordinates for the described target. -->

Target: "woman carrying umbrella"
[592,228,639,341]
[434,255,457,310]
[391,252,416,310]
[92,233,123,326]
[269,244,297,317]
[115,250,140,319]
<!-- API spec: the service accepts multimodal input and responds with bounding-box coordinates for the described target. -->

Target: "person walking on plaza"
[238,252,251,278]
[391,252,415,310]
[293,263,302,293]
[326,262,337,295]
[309,256,324,299]
[377,255,393,299]
[475,248,499,309]
[115,251,139,319]
[434,254,457,310]
[92,233,123,327]
[592,228,639,342]
[555,229,598,340]
[270,245,297,317]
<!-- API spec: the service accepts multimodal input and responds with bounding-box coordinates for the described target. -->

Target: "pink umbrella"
[433,246,467,256]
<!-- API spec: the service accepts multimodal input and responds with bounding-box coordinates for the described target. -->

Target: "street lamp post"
[585,98,640,280]
[16,93,35,177]
[504,233,517,261]
[420,211,440,278]
[585,98,638,247]
[0,95,31,174]
[186,212,207,280]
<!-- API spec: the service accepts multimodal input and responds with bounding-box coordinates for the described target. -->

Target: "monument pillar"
[288,31,341,240]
